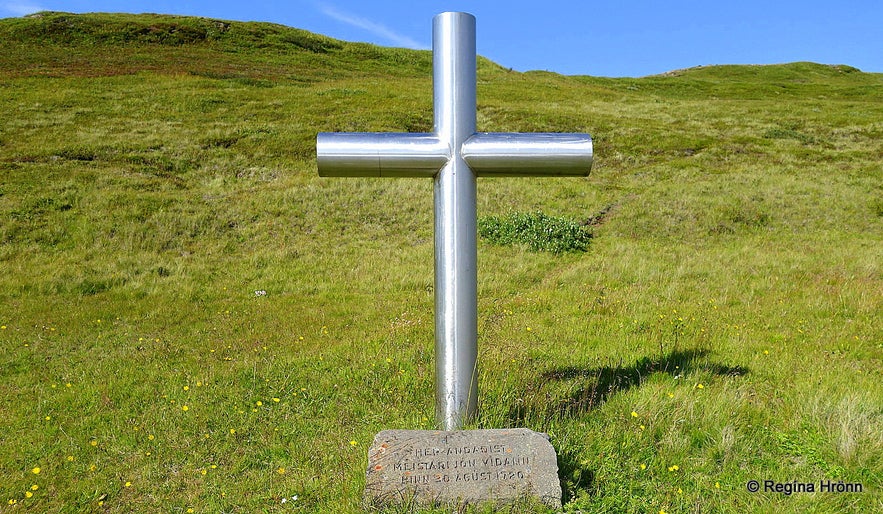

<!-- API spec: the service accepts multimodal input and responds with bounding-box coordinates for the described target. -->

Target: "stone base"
[365,428,561,509]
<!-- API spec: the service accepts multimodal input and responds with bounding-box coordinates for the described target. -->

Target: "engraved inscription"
[366,429,562,509]
[394,448,531,485]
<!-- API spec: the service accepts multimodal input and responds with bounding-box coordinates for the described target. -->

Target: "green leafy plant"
[478,212,592,253]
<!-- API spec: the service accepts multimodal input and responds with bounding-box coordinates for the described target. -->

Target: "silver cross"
[317,12,593,429]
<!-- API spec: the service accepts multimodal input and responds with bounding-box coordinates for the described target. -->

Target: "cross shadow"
[509,348,747,423]
[505,348,748,504]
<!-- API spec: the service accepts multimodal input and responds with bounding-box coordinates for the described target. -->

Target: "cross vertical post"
[432,12,478,431]
[316,12,593,430]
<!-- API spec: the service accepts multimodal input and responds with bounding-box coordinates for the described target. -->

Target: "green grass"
[1,11,881,513]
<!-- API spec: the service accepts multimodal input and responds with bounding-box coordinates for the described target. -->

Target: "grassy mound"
[0,12,881,514]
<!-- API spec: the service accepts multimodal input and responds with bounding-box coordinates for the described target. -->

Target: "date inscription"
[366,429,562,508]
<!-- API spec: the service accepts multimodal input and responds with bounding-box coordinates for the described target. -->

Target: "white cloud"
[1,2,45,17]
[315,2,427,50]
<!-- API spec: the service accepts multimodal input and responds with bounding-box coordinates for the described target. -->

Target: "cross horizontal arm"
[317,132,450,177]
[461,133,593,176]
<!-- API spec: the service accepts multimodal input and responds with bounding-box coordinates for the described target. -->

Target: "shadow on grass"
[507,348,748,504]
[510,348,747,422]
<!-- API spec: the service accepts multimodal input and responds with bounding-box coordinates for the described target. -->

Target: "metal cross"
[317,12,593,430]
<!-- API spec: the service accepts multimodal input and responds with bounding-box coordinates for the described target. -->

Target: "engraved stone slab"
[365,429,561,509]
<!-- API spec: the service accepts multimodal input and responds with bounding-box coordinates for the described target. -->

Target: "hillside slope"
[0,12,881,514]
[0,11,440,79]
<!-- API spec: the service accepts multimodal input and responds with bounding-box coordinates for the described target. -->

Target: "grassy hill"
[1,11,881,513]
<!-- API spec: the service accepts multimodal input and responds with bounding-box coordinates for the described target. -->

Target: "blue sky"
[1,1,880,77]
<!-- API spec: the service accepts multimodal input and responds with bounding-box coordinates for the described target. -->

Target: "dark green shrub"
[478,211,592,253]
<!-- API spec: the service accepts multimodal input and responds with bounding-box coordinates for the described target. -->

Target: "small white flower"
[255,290,267,297]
